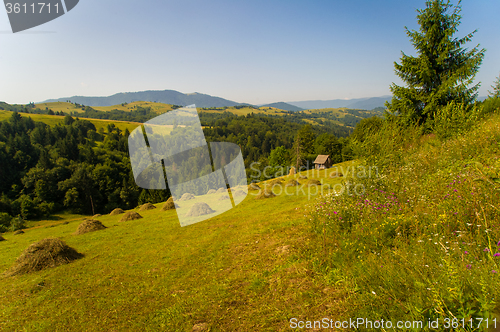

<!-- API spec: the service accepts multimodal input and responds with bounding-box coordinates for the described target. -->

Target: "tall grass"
[309,102,500,329]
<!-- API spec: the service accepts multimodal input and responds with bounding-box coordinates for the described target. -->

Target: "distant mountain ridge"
[259,102,303,112]
[42,90,242,108]
[288,96,392,110]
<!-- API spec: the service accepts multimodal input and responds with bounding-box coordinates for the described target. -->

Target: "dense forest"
[0,105,355,230]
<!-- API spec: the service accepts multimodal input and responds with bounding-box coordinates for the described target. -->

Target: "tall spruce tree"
[387,0,485,125]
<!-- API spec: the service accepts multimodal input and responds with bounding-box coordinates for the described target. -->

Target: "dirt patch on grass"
[185,202,215,217]
[4,238,83,276]
[139,203,157,211]
[161,197,178,211]
[119,211,143,222]
[74,219,107,235]
[109,208,125,215]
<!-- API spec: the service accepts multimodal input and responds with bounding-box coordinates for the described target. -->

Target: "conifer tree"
[387,0,485,125]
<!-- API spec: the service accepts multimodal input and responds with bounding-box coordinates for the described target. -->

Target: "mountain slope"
[288,96,392,110]
[42,90,243,108]
[259,102,303,112]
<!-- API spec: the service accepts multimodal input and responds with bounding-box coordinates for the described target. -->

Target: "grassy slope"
[0,110,141,133]
[0,164,356,331]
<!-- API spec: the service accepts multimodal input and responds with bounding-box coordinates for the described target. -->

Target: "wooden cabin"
[313,155,332,169]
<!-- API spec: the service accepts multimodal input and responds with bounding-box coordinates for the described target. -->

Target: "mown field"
[0,110,141,133]
[0,165,356,331]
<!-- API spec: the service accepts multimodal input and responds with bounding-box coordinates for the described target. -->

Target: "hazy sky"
[1,0,499,105]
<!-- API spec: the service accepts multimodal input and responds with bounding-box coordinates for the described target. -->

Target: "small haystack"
[74,219,106,235]
[218,195,230,201]
[119,211,143,222]
[93,214,102,218]
[14,230,25,235]
[232,189,246,197]
[329,171,343,178]
[289,167,296,176]
[307,179,322,186]
[299,175,307,180]
[110,208,125,215]
[285,179,300,187]
[0,235,5,241]
[185,202,215,217]
[206,189,217,195]
[249,183,260,190]
[179,193,195,201]
[216,187,226,193]
[162,197,178,211]
[255,189,276,199]
[5,238,83,276]
[139,203,157,211]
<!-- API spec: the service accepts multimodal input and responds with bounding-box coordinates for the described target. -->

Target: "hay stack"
[289,167,296,176]
[232,189,246,197]
[185,202,215,217]
[119,211,143,222]
[216,187,226,193]
[5,238,83,276]
[218,195,230,201]
[162,197,178,211]
[178,193,195,201]
[285,179,300,187]
[14,230,25,235]
[93,214,102,218]
[139,203,157,211]
[109,208,125,215]
[307,179,322,186]
[74,219,106,235]
[329,171,343,178]
[299,175,307,180]
[255,189,276,199]
[206,189,217,195]
[0,235,5,241]
[249,183,260,190]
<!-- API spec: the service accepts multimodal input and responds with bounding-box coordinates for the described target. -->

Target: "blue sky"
[1,0,499,105]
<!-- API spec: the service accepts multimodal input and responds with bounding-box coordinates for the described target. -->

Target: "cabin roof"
[313,155,330,164]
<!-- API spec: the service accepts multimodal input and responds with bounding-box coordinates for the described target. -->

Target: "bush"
[0,212,11,232]
[10,215,26,231]
[432,101,482,139]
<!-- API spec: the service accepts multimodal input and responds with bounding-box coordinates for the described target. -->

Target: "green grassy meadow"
[0,166,355,331]
[0,110,141,134]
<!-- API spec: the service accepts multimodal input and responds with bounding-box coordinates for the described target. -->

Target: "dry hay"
[249,183,260,190]
[93,214,102,218]
[179,193,195,201]
[307,179,322,186]
[285,179,300,187]
[0,235,5,241]
[139,203,157,211]
[218,195,230,201]
[255,189,276,199]
[216,187,226,193]
[14,230,25,235]
[74,219,107,235]
[329,171,343,178]
[232,189,246,197]
[185,202,215,217]
[162,197,178,211]
[206,189,217,195]
[109,208,125,215]
[5,238,83,276]
[288,167,296,176]
[299,175,307,180]
[119,211,143,222]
